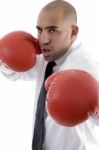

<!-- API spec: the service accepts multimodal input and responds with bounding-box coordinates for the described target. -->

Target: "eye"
[48,28,57,33]
[38,29,42,34]
[36,28,42,34]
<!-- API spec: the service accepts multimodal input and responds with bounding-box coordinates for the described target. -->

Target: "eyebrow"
[36,26,58,30]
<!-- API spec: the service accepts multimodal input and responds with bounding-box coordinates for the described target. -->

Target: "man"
[0,0,99,150]
[36,0,78,62]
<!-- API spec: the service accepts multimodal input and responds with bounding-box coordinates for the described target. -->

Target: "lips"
[41,48,52,57]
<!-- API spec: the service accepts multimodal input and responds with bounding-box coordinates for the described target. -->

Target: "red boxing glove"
[45,70,99,126]
[0,31,41,72]
[34,37,41,55]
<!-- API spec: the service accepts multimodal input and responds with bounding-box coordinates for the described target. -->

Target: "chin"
[44,56,53,62]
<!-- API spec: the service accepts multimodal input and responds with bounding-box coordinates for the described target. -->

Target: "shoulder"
[62,42,99,81]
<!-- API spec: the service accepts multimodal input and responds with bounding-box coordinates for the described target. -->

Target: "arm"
[89,104,99,126]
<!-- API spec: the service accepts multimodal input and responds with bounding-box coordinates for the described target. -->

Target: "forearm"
[0,61,20,80]
[89,105,99,126]
[0,62,37,81]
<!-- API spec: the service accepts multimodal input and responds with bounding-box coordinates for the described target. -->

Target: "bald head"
[36,0,79,61]
[41,0,77,24]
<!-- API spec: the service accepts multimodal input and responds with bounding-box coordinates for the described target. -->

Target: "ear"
[71,25,79,39]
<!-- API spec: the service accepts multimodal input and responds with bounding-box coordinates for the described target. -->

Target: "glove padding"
[45,69,99,126]
[0,31,41,72]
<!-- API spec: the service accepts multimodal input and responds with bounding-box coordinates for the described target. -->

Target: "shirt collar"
[55,39,82,66]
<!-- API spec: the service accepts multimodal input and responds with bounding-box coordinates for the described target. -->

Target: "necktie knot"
[47,61,56,66]
[44,61,56,80]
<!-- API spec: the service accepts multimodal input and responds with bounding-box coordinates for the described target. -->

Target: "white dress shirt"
[0,40,99,150]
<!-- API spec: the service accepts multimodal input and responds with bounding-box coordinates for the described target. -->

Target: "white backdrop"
[0,0,99,150]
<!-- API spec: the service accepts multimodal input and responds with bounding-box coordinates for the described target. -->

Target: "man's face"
[36,9,76,61]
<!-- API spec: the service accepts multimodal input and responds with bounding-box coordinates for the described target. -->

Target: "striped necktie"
[32,61,56,150]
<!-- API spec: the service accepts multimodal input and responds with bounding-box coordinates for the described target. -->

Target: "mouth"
[41,48,52,57]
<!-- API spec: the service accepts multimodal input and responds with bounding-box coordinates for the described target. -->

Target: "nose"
[40,31,50,45]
